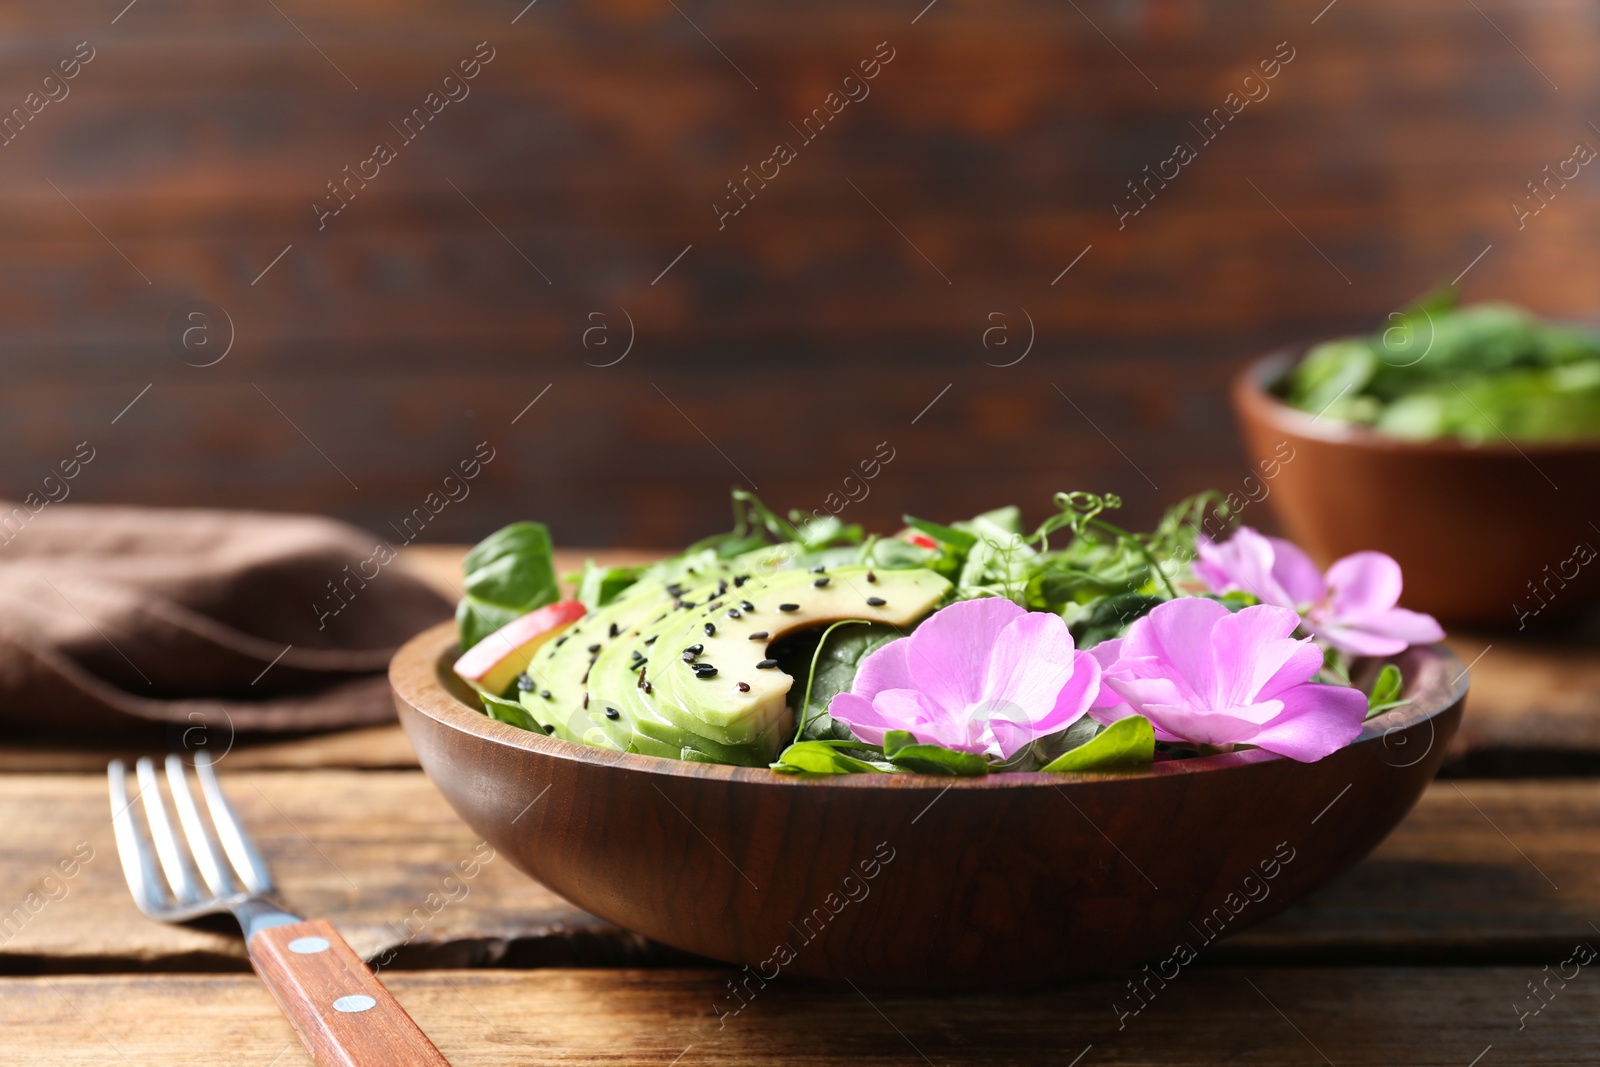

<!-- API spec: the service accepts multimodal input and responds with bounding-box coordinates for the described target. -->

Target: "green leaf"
[1364,663,1410,720]
[770,741,893,775]
[769,621,897,731]
[478,690,541,732]
[457,522,560,651]
[1065,592,1166,647]
[881,730,989,776]
[575,559,643,610]
[1041,716,1155,772]
[902,514,978,551]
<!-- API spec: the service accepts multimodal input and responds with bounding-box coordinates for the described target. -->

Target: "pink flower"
[827,598,1101,759]
[1194,526,1444,656]
[1089,598,1367,762]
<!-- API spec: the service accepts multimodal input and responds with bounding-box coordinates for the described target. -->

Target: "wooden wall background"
[1,0,1596,547]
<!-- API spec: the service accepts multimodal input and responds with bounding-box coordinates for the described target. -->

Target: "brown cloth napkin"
[0,500,451,737]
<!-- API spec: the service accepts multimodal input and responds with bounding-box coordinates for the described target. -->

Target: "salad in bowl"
[450,489,1444,778]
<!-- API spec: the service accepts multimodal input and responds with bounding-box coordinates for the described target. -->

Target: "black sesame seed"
[779,603,800,612]
[704,622,717,637]
[540,689,552,699]
[813,577,830,587]
[609,622,620,637]
[555,635,568,647]
[687,567,698,575]
[694,665,719,678]
[516,673,535,692]
[587,643,601,653]
[629,660,645,672]
[740,600,755,611]
[748,631,769,640]
[583,693,589,709]
[757,659,779,669]
[605,706,621,720]
[643,635,657,645]
[866,597,886,607]
[717,578,729,595]
[728,608,742,619]
[737,681,751,693]
[810,565,827,574]
[733,575,748,587]
[581,668,591,684]
[687,643,704,654]
[545,724,556,734]
[866,571,877,583]
[666,583,684,597]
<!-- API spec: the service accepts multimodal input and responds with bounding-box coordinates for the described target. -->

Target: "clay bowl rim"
[1234,349,1600,457]
[391,620,1467,792]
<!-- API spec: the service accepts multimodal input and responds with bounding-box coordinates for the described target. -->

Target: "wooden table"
[3,547,1598,1065]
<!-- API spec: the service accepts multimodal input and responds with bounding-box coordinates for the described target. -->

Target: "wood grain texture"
[0,769,642,972]
[0,0,1595,544]
[8,770,1600,973]
[3,966,1597,1066]
[250,919,451,1067]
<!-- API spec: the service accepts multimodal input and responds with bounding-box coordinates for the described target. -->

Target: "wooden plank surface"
[3,966,1595,1066]
[0,770,650,972]
[2,770,1594,971]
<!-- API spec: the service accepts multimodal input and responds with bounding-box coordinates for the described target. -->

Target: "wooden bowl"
[391,620,1465,988]
[1233,351,1600,625]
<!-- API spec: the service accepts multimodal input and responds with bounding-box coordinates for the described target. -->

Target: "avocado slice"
[518,552,736,745]
[503,551,950,765]
[645,565,951,748]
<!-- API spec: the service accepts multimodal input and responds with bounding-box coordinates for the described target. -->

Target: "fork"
[109,751,452,1066]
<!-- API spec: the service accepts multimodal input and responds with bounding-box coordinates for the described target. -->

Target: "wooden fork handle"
[249,919,452,1066]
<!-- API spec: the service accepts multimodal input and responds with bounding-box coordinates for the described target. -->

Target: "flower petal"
[990,649,1103,757]
[850,636,913,700]
[1266,535,1327,607]
[876,689,985,752]
[1208,604,1305,708]
[979,610,1080,724]
[825,692,893,747]
[1137,701,1279,748]
[901,597,1026,715]
[1121,597,1229,708]
[1254,637,1328,702]
[1086,637,1128,709]
[1324,551,1403,618]
[1243,681,1367,761]
[1196,531,1305,614]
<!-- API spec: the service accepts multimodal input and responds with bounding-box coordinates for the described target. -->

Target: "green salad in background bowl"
[1281,291,1600,443]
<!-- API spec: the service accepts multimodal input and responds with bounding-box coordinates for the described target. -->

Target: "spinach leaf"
[771,740,894,775]
[575,559,643,610]
[882,730,989,776]
[1065,592,1165,647]
[456,522,561,651]
[479,690,541,732]
[772,622,897,729]
[1364,663,1409,720]
[1041,715,1155,772]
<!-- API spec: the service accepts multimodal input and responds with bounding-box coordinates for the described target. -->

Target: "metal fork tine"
[134,756,198,905]
[164,755,235,897]
[109,760,166,914]
[193,750,273,895]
